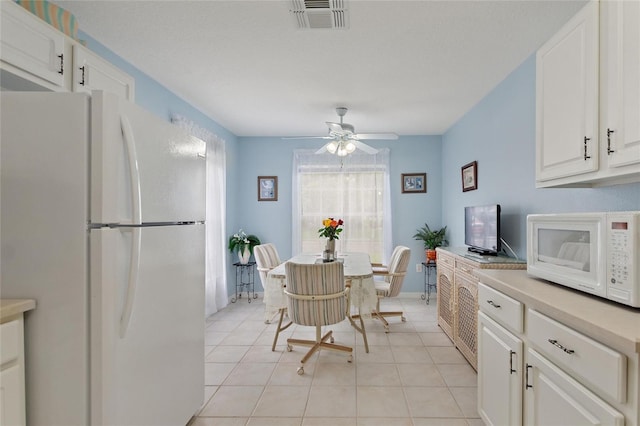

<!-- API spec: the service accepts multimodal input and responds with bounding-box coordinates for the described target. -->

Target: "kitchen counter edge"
[473,269,640,355]
[0,299,36,324]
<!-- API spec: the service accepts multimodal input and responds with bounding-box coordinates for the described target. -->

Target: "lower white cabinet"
[478,311,523,426]
[477,281,634,426]
[525,348,624,426]
[1,317,27,426]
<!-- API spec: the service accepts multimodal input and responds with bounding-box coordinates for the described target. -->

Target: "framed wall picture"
[258,176,278,201]
[401,173,427,193]
[461,161,478,192]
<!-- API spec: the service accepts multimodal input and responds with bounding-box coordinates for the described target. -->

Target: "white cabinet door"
[72,45,135,101]
[524,349,624,426]
[0,319,27,426]
[601,0,640,169]
[0,365,25,426]
[536,1,599,183]
[478,312,523,426]
[0,1,66,89]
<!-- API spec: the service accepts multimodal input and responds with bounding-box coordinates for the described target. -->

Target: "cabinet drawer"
[478,282,523,334]
[527,309,626,403]
[455,259,476,277]
[437,252,455,269]
[1,320,20,365]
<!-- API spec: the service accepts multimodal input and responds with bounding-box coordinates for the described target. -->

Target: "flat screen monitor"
[465,204,501,255]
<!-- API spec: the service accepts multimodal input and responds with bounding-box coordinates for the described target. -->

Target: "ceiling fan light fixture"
[326,141,338,154]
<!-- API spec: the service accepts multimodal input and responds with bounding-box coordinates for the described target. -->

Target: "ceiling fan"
[285,107,398,156]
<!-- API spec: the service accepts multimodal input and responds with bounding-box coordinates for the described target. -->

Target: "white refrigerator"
[1,91,206,426]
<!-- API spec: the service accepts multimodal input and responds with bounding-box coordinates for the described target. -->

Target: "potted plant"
[228,229,261,264]
[413,224,448,261]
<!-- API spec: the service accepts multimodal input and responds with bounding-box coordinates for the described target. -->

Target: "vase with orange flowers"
[318,217,344,261]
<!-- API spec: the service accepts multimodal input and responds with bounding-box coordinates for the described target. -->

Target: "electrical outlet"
[416,263,423,273]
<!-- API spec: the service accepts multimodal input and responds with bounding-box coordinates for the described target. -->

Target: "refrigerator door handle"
[119,226,141,338]
[120,115,142,225]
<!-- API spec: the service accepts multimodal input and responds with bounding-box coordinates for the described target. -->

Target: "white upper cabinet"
[72,46,135,101]
[536,0,640,187]
[1,1,134,101]
[536,1,599,184]
[601,0,640,169]
[1,0,67,89]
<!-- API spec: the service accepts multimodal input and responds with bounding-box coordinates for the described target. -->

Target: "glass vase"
[323,239,336,262]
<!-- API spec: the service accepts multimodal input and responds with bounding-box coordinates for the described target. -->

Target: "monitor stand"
[467,246,497,256]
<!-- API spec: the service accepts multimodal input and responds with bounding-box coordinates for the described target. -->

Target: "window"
[292,149,392,263]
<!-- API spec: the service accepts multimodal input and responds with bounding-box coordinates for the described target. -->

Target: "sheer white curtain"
[171,114,227,317]
[292,149,392,264]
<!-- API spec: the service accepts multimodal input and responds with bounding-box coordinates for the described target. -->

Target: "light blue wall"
[442,54,640,259]
[79,32,236,144]
[236,136,443,293]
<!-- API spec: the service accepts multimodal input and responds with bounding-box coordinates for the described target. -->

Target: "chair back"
[254,243,282,288]
[284,261,346,327]
[385,246,411,297]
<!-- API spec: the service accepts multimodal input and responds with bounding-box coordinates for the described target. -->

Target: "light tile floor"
[189,295,483,426]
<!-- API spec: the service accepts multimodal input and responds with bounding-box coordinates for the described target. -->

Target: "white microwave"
[527,211,640,308]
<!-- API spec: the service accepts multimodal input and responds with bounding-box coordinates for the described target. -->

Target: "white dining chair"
[254,243,292,351]
[370,245,411,332]
[284,261,353,375]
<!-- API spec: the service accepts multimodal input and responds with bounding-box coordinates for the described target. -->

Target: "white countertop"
[473,270,640,355]
[0,299,36,323]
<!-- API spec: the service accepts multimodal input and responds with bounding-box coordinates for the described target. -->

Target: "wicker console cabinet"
[435,247,525,370]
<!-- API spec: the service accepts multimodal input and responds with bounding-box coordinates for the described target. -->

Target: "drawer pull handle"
[607,128,615,155]
[79,66,86,85]
[487,300,501,308]
[584,136,591,160]
[525,364,533,389]
[548,339,575,355]
[509,350,516,374]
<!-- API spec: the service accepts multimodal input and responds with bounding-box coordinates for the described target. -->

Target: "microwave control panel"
[607,213,638,304]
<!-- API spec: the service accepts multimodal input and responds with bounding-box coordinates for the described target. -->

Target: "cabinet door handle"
[79,66,86,85]
[525,364,533,389]
[583,136,591,160]
[548,339,575,354]
[509,350,516,374]
[57,53,64,75]
[607,128,615,155]
[487,300,501,308]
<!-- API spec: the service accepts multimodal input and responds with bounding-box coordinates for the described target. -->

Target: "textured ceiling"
[56,0,586,137]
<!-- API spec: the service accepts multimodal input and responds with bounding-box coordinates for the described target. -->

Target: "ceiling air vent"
[290,0,349,30]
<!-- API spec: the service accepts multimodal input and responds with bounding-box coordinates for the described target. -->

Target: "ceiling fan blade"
[352,140,379,154]
[282,136,332,140]
[326,122,344,133]
[353,133,398,140]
